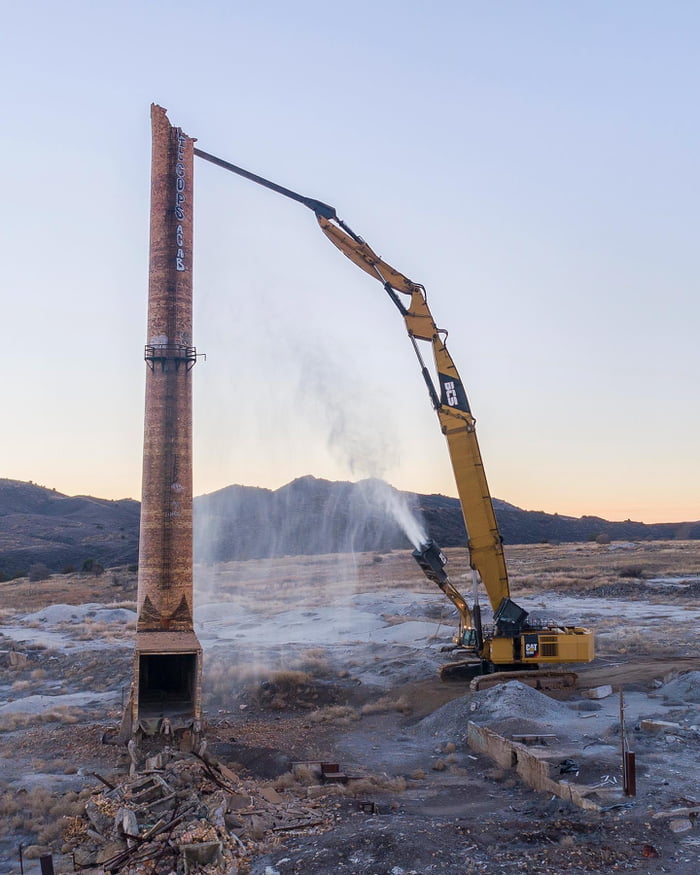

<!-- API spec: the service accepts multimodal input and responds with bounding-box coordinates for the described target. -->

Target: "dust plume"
[295,343,426,548]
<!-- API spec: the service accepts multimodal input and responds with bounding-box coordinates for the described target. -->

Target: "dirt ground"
[1,540,700,873]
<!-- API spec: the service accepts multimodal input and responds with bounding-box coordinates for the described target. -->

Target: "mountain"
[1,476,698,578]
[195,477,700,562]
[0,479,140,579]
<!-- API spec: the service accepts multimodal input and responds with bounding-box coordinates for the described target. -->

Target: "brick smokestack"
[129,105,202,740]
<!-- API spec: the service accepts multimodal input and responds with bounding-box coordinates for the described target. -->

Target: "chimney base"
[131,631,202,739]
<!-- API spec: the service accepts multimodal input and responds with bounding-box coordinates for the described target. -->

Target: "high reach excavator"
[195,148,595,687]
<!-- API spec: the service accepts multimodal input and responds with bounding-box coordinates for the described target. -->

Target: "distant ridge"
[0,478,139,579]
[195,477,700,562]
[1,476,698,579]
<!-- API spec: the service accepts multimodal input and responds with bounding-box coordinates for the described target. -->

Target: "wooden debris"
[65,747,334,871]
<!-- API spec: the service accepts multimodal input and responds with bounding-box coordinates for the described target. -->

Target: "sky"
[2,1,698,524]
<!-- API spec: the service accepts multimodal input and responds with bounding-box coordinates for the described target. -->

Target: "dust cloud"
[193,331,429,703]
[295,343,427,548]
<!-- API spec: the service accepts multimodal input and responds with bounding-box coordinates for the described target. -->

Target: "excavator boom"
[317,215,509,611]
[193,146,594,671]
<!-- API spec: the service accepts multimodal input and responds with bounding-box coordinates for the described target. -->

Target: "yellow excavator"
[195,148,595,687]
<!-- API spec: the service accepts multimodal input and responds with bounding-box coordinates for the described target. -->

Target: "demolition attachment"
[412,540,449,585]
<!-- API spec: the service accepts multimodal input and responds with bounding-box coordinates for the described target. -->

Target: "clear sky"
[2,1,698,523]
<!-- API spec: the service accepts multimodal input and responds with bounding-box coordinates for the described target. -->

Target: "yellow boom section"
[318,215,510,611]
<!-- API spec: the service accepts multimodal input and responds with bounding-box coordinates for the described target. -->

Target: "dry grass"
[505,541,700,596]
[596,629,662,657]
[267,670,311,688]
[4,543,697,621]
[360,695,412,716]
[192,543,700,647]
[292,648,332,677]
[308,705,359,725]
[0,706,85,732]
[0,566,137,613]
[11,680,31,691]
[272,767,409,795]
[343,774,407,796]
[55,618,135,642]
[0,786,87,844]
[273,764,322,787]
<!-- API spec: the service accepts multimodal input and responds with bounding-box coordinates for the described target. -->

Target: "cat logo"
[523,634,540,659]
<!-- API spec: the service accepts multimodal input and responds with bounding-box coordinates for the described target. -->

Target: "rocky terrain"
[0,480,139,580]
[1,540,700,872]
[2,477,698,580]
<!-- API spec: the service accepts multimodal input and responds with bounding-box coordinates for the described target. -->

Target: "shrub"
[28,563,51,582]
[361,695,411,716]
[81,559,104,575]
[308,705,359,725]
[619,566,644,579]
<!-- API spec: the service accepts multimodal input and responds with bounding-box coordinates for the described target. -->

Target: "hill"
[195,477,700,562]
[0,479,140,579]
[1,476,698,578]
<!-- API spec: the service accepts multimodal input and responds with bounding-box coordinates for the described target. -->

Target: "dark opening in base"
[138,652,197,720]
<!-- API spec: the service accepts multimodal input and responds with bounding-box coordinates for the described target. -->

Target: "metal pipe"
[194,148,337,219]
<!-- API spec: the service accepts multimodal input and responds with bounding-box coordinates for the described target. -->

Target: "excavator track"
[469,669,578,692]
[438,659,580,690]
[438,660,482,682]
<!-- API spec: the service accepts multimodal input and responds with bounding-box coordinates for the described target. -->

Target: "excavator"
[195,148,595,688]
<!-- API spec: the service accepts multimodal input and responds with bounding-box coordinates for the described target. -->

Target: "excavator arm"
[193,145,594,672]
[317,215,509,612]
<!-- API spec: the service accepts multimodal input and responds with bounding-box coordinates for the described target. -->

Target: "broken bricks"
[65,747,334,871]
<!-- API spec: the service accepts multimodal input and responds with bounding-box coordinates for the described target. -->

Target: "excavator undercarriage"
[413,540,593,685]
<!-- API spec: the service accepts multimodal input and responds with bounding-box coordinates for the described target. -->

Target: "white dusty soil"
[2,542,700,872]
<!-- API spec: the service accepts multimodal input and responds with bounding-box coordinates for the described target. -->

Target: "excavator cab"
[494,597,529,636]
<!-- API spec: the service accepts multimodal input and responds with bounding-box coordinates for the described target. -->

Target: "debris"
[582,684,613,700]
[181,839,224,872]
[89,770,117,790]
[260,786,283,804]
[640,719,682,734]
[652,806,700,819]
[65,747,334,871]
[512,734,558,745]
[668,818,693,834]
[0,649,29,668]
[321,762,348,783]
[659,671,700,704]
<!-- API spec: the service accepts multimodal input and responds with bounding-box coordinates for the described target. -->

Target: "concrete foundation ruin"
[126,105,202,739]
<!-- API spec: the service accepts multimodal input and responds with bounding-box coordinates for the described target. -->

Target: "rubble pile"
[66,748,335,873]
[659,670,700,704]
[416,681,572,742]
